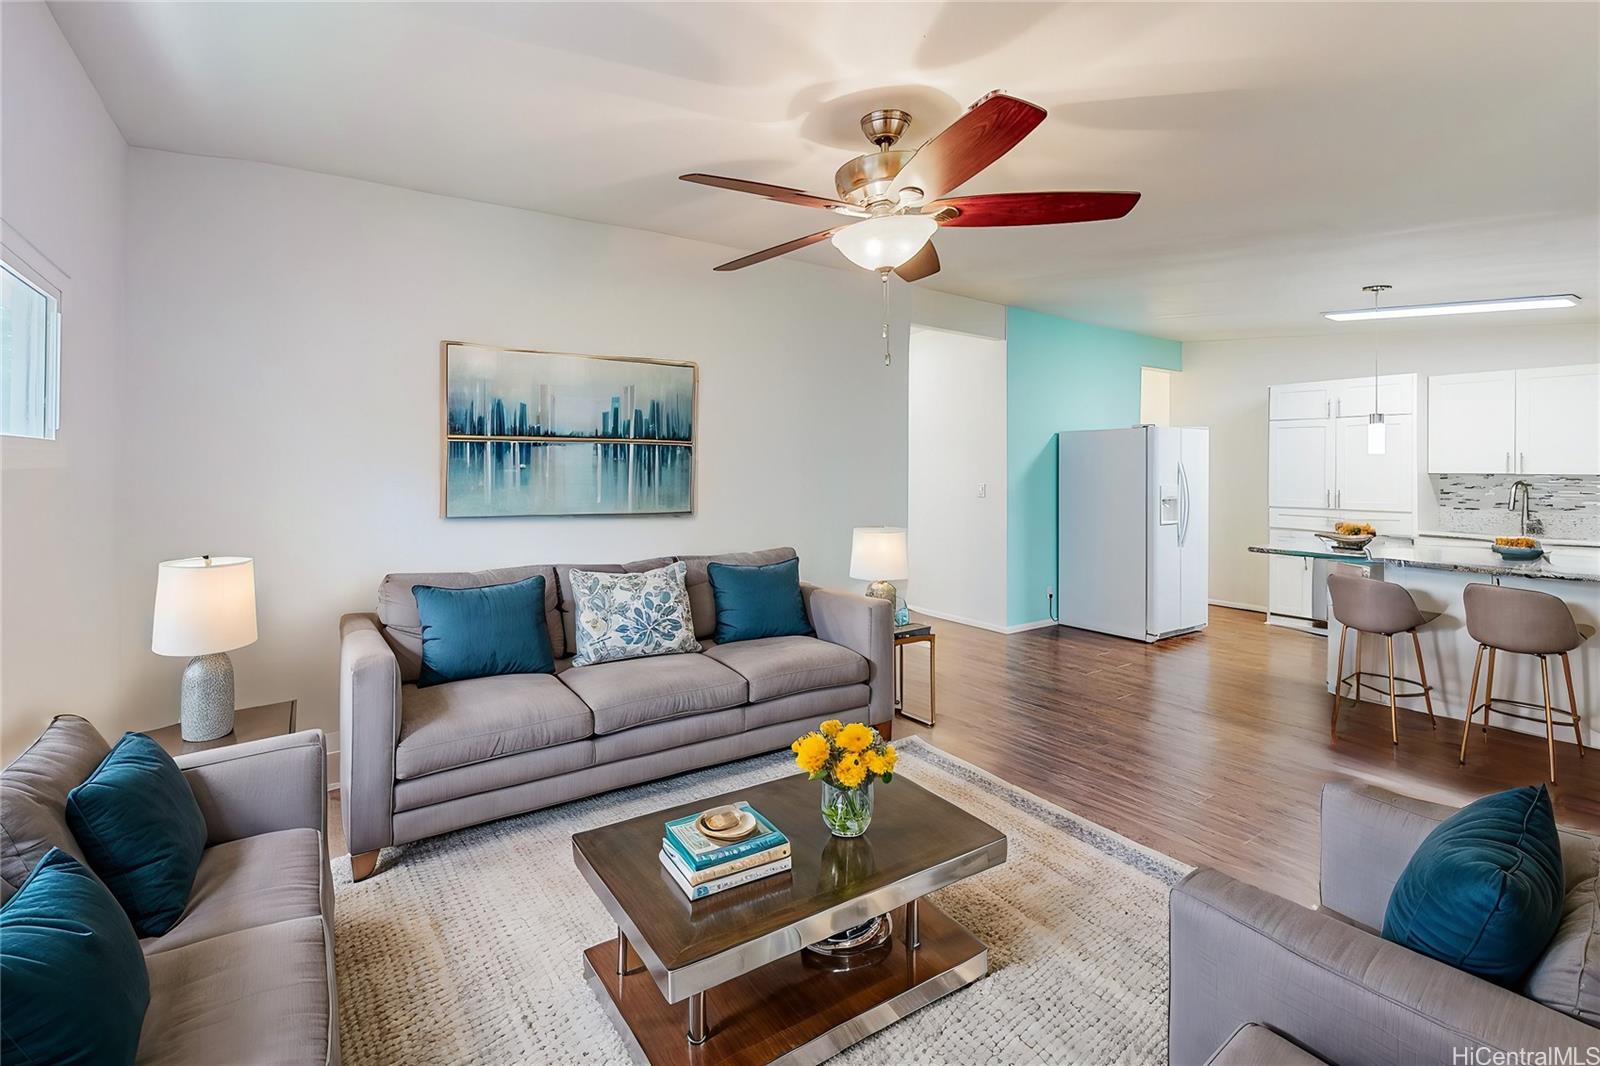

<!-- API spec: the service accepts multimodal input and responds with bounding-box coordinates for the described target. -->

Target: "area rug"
[332,737,1191,1064]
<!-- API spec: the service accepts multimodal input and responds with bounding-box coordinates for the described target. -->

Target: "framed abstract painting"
[440,342,697,517]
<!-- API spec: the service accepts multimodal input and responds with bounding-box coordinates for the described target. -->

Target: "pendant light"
[1362,285,1391,455]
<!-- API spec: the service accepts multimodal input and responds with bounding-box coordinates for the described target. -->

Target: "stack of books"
[660,802,791,900]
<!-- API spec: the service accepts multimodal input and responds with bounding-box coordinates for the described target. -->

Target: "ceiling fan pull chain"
[880,269,892,366]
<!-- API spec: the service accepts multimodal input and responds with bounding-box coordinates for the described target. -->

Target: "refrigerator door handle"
[1177,461,1189,546]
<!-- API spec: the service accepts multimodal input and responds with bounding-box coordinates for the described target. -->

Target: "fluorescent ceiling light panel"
[1322,294,1581,322]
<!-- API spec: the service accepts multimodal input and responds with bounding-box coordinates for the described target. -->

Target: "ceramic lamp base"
[865,580,897,607]
[181,652,236,742]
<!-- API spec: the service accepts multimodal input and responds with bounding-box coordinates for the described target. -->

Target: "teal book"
[664,802,786,871]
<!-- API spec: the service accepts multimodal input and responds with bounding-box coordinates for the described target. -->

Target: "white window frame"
[1,243,62,441]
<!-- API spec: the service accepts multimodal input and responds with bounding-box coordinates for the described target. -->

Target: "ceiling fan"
[681,90,1141,283]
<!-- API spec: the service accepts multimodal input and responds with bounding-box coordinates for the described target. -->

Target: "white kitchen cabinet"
[1268,381,1335,421]
[1268,554,1315,620]
[1269,418,1335,508]
[1333,375,1415,417]
[1428,370,1516,474]
[1515,365,1600,475]
[1335,413,1415,512]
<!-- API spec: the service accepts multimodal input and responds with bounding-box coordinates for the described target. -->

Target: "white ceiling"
[49,1,1600,340]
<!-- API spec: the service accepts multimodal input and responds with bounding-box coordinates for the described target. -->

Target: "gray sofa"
[339,547,893,880]
[0,716,338,1065]
[1169,781,1598,1065]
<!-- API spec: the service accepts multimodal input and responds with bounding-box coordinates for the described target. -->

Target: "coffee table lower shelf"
[581,900,986,1066]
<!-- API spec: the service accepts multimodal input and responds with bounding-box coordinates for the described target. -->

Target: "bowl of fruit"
[1315,522,1376,551]
[1491,536,1544,560]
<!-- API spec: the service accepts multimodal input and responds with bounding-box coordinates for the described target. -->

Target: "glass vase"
[820,780,874,837]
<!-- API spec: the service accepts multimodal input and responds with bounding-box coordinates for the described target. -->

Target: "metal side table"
[893,622,936,727]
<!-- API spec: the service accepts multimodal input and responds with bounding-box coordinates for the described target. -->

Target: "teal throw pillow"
[1382,784,1565,985]
[413,574,554,687]
[0,849,150,1063]
[66,731,207,938]
[708,557,814,644]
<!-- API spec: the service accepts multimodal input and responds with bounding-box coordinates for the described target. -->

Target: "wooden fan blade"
[891,92,1046,202]
[713,226,846,271]
[681,173,859,213]
[930,191,1141,227]
[894,240,940,282]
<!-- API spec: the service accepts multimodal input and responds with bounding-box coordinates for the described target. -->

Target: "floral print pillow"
[569,562,702,667]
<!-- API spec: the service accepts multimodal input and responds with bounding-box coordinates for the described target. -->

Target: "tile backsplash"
[1430,474,1600,541]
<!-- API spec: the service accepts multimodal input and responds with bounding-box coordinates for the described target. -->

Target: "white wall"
[906,326,1008,630]
[112,148,1005,748]
[1170,322,1600,609]
[1,3,127,761]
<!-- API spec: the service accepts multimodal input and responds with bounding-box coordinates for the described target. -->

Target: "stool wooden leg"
[1331,625,1349,739]
[1353,633,1365,703]
[1562,652,1585,758]
[1460,644,1484,765]
[1411,631,1437,729]
[1386,635,1399,746]
[1483,648,1497,735]
[1540,656,1558,784]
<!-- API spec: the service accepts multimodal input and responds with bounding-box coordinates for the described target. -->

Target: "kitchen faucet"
[1505,479,1544,536]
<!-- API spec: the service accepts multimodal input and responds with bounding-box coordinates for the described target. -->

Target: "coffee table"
[572,773,1007,1065]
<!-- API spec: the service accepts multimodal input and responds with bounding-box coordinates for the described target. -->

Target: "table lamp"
[152,556,257,742]
[849,526,908,608]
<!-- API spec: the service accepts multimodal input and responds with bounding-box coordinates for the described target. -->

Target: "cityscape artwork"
[442,343,696,517]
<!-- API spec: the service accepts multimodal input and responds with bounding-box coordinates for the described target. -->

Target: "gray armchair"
[1169,782,1597,1065]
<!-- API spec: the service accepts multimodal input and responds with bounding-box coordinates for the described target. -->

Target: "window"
[1,250,61,440]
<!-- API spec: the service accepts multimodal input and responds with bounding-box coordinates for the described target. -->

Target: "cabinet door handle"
[1505,451,1511,473]
[1325,489,1330,507]
[1335,398,1341,417]
[1520,452,1525,473]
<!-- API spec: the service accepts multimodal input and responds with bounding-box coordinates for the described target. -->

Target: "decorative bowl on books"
[694,805,757,841]
[791,720,898,837]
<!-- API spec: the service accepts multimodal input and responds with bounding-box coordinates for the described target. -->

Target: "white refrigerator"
[1057,426,1209,642]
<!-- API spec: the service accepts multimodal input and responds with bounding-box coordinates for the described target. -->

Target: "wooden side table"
[146,700,298,757]
[893,623,936,727]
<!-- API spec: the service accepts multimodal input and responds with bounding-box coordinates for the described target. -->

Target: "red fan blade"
[713,225,848,271]
[681,173,860,213]
[891,92,1046,202]
[929,191,1141,227]
[894,240,940,282]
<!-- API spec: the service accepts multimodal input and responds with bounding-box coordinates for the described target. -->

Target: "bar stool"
[1327,572,1440,744]
[1459,582,1593,784]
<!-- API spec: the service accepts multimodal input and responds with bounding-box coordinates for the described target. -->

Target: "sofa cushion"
[138,915,330,1066]
[1,849,150,1066]
[709,557,813,644]
[397,674,594,779]
[413,574,555,686]
[0,714,109,903]
[570,561,701,666]
[679,547,798,640]
[1524,832,1600,1023]
[705,636,868,703]
[1383,784,1565,985]
[555,557,673,653]
[1205,1024,1327,1066]
[378,564,561,679]
[67,732,208,938]
[560,654,748,734]
[143,828,324,955]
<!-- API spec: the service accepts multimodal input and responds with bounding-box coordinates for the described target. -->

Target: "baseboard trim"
[1209,599,1267,614]
[1003,619,1056,634]
[904,604,1009,634]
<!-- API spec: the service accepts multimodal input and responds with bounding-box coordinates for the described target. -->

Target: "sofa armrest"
[802,584,893,726]
[1169,868,1592,1066]
[1318,782,1456,930]
[177,730,326,846]
[340,612,401,855]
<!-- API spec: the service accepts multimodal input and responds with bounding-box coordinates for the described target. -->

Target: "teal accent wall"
[1005,307,1182,627]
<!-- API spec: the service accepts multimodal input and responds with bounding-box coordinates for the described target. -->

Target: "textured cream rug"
[332,737,1190,1065]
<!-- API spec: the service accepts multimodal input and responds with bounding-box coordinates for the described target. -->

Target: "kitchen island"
[1249,535,1598,748]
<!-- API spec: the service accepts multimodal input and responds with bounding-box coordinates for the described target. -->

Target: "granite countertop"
[1249,534,1600,583]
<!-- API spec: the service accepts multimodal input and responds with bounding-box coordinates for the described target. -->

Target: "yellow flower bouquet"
[790,720,896,837]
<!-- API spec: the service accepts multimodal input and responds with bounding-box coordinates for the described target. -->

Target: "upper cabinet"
[1268,381,1335,420]
[1269,418,1335,509]
[1428,365,1598,475]
[1266,375,1417,513]
[1514,365,1600,475]
[1268,375,1414,421]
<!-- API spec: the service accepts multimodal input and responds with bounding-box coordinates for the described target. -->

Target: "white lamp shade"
[830,215,939,271]
[849,527,909,581]
[152,556,258,657]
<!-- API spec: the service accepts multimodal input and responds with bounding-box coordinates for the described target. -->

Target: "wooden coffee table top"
[572,773,1006,999]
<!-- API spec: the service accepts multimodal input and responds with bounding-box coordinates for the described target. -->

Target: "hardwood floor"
[328,604,1597,908]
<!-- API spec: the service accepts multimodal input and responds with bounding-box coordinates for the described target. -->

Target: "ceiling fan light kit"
[831,214,939,271]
